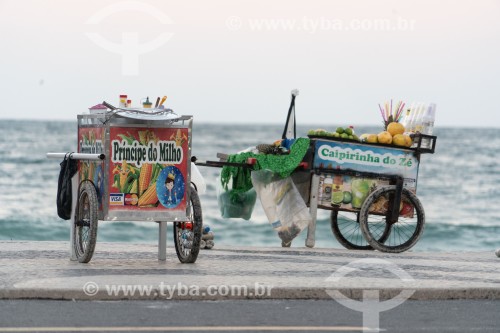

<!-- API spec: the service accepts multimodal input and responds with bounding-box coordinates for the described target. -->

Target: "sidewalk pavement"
[0,241,498,301]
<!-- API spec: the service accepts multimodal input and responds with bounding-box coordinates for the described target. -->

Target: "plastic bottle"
[322,175,332,205]
[331,174,344,206]
[119,95,128,108]
[318,175,325,203]
[420,103,436,149]
[413,104,425,133]
[400,108,412,130]
[421,103,436,136]
[406,104,418,133]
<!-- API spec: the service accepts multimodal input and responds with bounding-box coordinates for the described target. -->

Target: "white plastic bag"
[190,162,206,195]
[251,170,311,244]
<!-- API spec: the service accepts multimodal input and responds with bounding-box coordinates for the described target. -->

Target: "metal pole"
[69,174,78,261]
[46,153,105,161]
[158,222,167,261]
[306,174,319,248]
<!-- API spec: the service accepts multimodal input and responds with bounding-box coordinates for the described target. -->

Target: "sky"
[0,0,499,127]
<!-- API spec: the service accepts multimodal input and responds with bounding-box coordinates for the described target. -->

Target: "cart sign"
[109,127,189,213]
[313,139,420,212]
[314,140,419,181]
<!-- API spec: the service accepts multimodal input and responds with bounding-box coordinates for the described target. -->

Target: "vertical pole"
[306,174,319,248]
[158,222,167,261]
[70,174,78,261]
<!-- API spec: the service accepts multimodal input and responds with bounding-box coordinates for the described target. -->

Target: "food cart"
[195,91,436,253]
[47,105,202,263]
[303,133,436,253]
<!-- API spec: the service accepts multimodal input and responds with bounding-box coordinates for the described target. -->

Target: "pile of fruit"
[360,122,412,147]
[307,126,360,142]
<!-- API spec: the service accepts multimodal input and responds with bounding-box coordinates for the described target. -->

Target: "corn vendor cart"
[47,104,203,263]
[194,91,436,253]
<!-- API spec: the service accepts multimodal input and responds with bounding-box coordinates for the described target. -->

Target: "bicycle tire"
[74,181,98,263]
[331,210,390,250]
[173,185,202,263]
[359,186,425,253]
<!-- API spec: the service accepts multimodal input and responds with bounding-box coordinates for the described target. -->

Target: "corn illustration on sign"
[108,127,189,212]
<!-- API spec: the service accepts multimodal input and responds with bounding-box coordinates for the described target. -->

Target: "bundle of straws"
[378,99,405,129]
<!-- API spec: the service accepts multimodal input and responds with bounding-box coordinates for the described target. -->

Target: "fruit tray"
[307,133,437,154]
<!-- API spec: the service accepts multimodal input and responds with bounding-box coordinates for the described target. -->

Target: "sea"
[0,120,499,253]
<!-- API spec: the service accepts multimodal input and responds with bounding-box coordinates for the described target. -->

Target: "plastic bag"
[216,177,257,220]
[56,155,78,220]
[251,169,311,244]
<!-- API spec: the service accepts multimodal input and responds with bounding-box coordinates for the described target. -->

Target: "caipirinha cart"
[48,107,203,263]
[195,92,436,253]
[303,132,436,253]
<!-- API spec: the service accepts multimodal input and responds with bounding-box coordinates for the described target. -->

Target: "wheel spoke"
[360,187,424,252]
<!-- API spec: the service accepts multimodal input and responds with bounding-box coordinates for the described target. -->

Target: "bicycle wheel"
[74,181,98,263]
[331,210,390,250]
[173,185,202,263]
[359,186,425,253]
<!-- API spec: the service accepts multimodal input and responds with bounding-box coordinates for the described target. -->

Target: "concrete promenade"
[0,241,498,301]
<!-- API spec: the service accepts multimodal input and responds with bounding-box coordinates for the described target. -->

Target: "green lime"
[340,133,348,139]
[343,191,352,204]
[336,127,344,134]
[344,127,353,136]
[348,135,353,140]
[332,191,344,205]
[333,132,340,138]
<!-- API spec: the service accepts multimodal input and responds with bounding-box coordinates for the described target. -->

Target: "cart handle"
[46,153,105,161]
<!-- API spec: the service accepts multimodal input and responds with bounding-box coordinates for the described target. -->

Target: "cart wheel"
[330,210,390,250]
[173,185,202,263]
[359,186,425,253]
[74,181,98,263]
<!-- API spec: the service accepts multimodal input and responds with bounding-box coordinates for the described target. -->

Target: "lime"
[343,191,352,204]
[340,133,348,139]
[331,191,344,205]
[336,127,344,134]
[344,127,353,136]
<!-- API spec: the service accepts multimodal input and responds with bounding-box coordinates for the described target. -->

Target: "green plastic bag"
[217,177,257,220]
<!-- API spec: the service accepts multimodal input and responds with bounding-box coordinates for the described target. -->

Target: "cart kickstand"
[306,173,320,248]
[158,222,167,261]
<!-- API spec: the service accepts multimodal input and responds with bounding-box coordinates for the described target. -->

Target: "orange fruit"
[403,134,413,147]
[377,131,392,144]
[392,134,407,146]
[367,134,378,143]
[387,122,405,136]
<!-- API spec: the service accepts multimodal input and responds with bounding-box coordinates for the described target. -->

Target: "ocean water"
[0,120,499,252]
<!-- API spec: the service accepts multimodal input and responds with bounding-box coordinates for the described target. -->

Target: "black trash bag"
[56,155,78,220]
